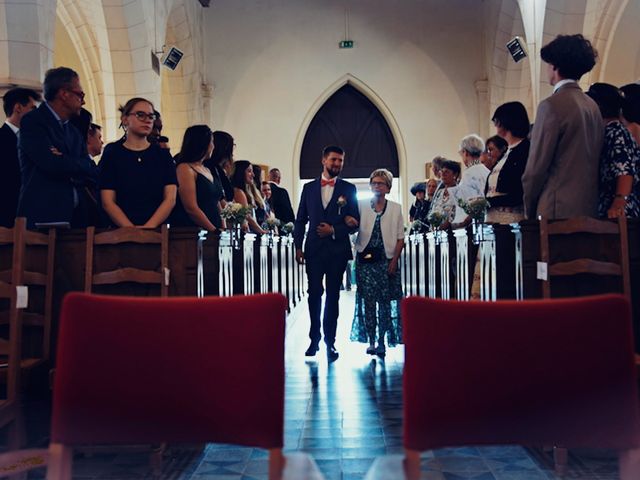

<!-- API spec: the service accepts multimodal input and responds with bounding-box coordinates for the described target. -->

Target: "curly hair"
[540,34,598,81]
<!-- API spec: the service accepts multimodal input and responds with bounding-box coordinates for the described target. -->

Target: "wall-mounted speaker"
[161,46,184,70]
[507,37,528,63]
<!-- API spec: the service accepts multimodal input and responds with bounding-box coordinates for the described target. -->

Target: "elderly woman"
[350,169,404,357]
[587,83,640,218]
[484,101,531,223]
[458,134,489,200]
[99,97,177,227]
[427,160,463,229]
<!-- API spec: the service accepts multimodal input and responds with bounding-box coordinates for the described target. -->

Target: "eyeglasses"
[370,181,387,187]
[128,111,157,121]
[66,89,85,100]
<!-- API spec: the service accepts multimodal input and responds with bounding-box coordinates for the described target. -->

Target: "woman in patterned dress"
[587,83,640,218]
[350,169,405,357]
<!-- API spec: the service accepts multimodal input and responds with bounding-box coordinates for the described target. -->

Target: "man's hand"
[316,222,334,238]
[296,249,304,265]
[344,215,359,228]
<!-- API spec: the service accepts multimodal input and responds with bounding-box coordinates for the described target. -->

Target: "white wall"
[204,0,488,209]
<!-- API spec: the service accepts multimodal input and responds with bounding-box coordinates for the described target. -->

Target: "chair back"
[402,295,640,452]
[539,216,631,299]
[51,292,287,448]
[0,217,56,405]
[85,226,169,296]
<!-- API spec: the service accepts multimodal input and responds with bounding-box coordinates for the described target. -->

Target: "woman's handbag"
[357,246,383,264]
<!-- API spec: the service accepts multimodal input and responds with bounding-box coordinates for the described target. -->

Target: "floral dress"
[598,121,640,218]
[350,204,403,346]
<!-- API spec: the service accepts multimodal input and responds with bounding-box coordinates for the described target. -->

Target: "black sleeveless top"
[171,167,223,229]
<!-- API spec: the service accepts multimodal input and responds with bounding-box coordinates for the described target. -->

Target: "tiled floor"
[3,291,620,479]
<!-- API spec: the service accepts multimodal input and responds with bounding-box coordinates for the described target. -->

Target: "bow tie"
[321,178,336,187]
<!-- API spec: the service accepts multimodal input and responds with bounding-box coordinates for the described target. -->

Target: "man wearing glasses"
[17,66,97,229]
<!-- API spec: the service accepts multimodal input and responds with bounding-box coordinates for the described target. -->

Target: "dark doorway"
[300,84,399,179]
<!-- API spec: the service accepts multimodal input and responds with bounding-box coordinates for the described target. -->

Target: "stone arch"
[55,0,117,138]
[160,0,203,153]
[488,0,534,130]
[292,74,409,209]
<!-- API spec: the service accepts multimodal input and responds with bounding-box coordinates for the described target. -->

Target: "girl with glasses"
[99,97,177,227]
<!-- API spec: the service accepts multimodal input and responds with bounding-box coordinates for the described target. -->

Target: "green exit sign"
[339,40,354,49]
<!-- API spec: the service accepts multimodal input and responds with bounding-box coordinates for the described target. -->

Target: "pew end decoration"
[221,203,252,250]
[262,217,281,247]
[280,222,294,236]
[458,197,490,244]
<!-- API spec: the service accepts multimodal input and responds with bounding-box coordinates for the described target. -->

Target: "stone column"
[0,0,57,99]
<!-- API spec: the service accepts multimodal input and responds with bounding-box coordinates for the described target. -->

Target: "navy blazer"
[0,124,20,227]
[17,103,97,228]
[294,178,359,261]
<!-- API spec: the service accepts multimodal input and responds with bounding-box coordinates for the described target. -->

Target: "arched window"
[300,84,399,179]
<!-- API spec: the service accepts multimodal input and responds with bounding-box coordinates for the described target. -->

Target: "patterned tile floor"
[4,291,621,479]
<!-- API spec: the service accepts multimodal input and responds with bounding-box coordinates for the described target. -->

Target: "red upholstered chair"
[46,292,323,480]
[366,295,640,480]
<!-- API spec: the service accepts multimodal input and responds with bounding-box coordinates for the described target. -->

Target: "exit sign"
[339,40,354,49]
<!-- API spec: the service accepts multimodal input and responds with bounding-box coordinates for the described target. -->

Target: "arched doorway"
[300,84,399,180]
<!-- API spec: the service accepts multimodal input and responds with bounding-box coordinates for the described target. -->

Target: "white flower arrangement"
[220,202,252,225]
[262,216,281,231]
[280,222,294,235]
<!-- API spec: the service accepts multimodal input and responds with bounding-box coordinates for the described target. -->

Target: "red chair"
[366,295,640,480]
[46,292,323,480]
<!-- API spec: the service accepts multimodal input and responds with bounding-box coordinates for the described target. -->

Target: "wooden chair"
[45,292,323,480]
[85,226,170,296]
[0,218,56,394]
[539,215,631,300]
[365,295,640,480]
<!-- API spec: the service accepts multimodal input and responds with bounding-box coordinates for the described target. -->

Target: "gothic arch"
[292,74,408,208]
[488,0,534,128]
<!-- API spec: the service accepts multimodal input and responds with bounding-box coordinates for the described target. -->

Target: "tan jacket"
[522,82,603,219]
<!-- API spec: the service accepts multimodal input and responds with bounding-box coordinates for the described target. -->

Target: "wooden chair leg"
[268,448,285,480]
[46,443,72,480]
[404,449,421,480]
[554,446,568,477]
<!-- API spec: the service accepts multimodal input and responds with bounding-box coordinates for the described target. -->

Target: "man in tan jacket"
[522,34,603,219]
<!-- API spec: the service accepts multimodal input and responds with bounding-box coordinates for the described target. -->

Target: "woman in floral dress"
[350,169,405,357]
[587,83,640,218]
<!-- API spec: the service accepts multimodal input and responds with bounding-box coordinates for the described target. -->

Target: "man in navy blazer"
[17,67,97,229]
[0,87,40,227]
[294,146,359,361]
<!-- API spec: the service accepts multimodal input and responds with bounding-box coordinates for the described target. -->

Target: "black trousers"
[305,247,349,347]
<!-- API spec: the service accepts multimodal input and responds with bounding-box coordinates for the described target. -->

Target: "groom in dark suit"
[294,146,359,361]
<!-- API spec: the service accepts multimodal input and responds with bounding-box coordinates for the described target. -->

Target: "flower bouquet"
[410,219,426,233]
[261,216,281,247]
[457,197,490,244]
[221,202,252,249]
[427,211,447,230]
[280,221,294,236]
[457,197,490,222]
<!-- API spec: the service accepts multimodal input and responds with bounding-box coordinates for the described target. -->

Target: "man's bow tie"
[321,178,336,187]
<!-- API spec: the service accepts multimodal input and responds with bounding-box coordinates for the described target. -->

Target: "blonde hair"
[369,168,393,189]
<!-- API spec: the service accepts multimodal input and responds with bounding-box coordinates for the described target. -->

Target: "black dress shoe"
[305,343,320,356]
[327,346,339,362]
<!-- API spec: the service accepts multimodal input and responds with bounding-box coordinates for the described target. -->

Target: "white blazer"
[354,199,405,259]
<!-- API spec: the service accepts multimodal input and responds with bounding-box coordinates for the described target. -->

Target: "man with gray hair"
[17,67,97,228]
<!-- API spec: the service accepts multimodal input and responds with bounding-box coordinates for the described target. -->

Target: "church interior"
[1,0,640,478]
